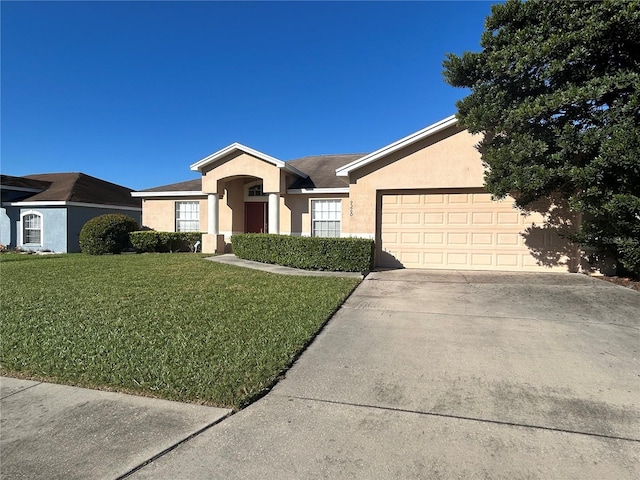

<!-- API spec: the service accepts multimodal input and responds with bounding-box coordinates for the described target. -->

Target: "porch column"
[268,193,279,234]
[208,193,219,235]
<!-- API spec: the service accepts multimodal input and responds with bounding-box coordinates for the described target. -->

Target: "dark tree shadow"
[518,196,588,273]
[376,250,405,269]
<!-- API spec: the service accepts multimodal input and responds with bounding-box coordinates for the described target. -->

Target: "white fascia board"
[286,188,350,194]
[131,191,205,198]
[190,142,308,178]
[7,201,142,211]
[335,115,458,177]
[190,143,281,171]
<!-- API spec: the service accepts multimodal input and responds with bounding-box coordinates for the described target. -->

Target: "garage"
[378,189,563,271]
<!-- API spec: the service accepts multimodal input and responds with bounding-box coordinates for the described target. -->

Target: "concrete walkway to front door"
[128,269,640,479]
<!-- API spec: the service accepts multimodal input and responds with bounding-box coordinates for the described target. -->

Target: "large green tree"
[443,0,640,274]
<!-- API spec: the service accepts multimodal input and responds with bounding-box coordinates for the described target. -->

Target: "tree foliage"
[443,0,640,274]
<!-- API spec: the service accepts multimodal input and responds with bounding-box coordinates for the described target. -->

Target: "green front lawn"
[0,253,359,409]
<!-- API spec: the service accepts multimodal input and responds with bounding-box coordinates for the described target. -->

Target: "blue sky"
[2,1,493,191]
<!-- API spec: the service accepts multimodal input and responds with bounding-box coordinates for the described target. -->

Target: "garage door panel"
[497,233,520,246]
[471,233,493,245]
[424,233,444,245]
[379,191,573,271]
[400,232,421,244]
[472,212,493,224]
[425,194,445,204]
[401,195,422,205]
[448,194,470,204]
[447,233,469,245]
[446,253,468,265]
[381,212,398,225]
[497,212,520,225]
[401,212,421,224]
[447,212,469,224]
[425,213,444,224]
[471,253,493,266]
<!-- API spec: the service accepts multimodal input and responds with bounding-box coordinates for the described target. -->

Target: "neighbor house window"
[175,201,199,232]
[22,212,43,245]
[312,200,341,237]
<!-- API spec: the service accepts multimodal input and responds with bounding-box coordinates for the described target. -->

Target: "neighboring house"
[1,173,142,253]
[133,115,582,272]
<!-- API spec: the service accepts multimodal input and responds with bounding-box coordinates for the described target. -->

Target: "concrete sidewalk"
[205,253,365,278]
[128,270,639,479]
[0,379,230,480]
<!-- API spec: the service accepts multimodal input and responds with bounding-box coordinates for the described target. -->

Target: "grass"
[0,253,359,409]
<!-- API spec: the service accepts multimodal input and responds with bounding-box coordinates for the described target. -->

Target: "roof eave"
[131,191,205,198]
[335,115,458,177]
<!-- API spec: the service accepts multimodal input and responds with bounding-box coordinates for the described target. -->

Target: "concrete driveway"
[2,270,638,479]
[128,270,639,479]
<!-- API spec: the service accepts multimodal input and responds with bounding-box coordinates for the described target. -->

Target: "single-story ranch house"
[133,115,583,272]
[1,173,142,253]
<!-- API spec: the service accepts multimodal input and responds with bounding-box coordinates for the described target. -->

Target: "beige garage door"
[379,190,569,271]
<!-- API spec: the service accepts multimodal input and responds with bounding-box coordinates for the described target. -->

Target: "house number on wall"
[349,201,354,217]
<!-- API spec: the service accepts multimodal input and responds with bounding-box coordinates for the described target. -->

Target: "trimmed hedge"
[231,234,374,273]
[130,231,203,253]
[79,214,139,255]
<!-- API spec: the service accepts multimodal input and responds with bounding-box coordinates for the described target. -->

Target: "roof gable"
[335,115,458,177]
[190,143,308,178]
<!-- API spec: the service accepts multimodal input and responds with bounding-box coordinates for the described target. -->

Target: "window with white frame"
[22,212,43,245]
[312,200,341,237]
[175,201,199,232]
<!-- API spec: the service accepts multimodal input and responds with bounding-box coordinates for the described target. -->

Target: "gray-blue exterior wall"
[66,206,141,253]
[1,205,141,253]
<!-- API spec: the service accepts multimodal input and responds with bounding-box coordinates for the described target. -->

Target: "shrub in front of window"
[231,234,374,273]
[79,214,139,255]
[130,231,203,253]
[129,231,161,252]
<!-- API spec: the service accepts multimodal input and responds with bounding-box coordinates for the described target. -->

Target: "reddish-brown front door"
[245,202,268,233]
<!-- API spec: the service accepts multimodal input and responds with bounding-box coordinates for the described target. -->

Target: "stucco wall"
[140,188,350,246]
[283,194,349,236]
[345,127,483,237]
[141,198,207,233]
[202,152,282,194]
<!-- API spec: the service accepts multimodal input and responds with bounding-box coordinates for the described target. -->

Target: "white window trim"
[311,199,342,238]
[175,201,200,232]
[20,210,43,247]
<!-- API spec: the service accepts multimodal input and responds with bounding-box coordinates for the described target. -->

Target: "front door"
[245,202,268,233]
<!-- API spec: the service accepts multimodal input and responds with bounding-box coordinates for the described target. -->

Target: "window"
[22,212,42,245]
[175,201,199,232]
[312,200,341,237]
[248,184,264,197]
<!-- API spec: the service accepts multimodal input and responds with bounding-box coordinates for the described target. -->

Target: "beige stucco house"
[133,115,581,272]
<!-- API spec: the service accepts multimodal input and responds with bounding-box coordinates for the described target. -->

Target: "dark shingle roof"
[2,173,141,208]
[287,154,366,189]
[136,153,367,193]
[0,174,51,191]
[138,178,202,193]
